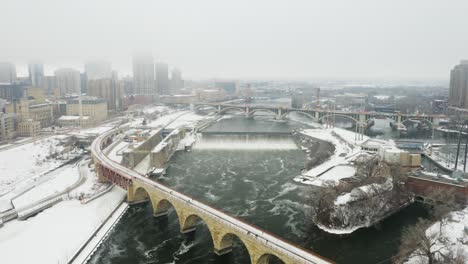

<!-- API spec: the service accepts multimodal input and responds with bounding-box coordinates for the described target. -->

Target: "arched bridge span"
[91,126,333,264]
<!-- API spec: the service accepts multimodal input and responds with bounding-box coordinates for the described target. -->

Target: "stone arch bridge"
[91,126,333,264]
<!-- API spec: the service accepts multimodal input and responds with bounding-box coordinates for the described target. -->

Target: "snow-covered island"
[295,127,421,234]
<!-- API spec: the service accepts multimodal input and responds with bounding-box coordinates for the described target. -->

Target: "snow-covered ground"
[146,111,189,128]
[141,105,170,115]
[405,207,468,264]
[305,165,357,187]
[0,135,74,197]
[165,112,212,130]
[107,140,129,164]
[12,165,80,210]
[294,128,365,186]
[0,187,126,264]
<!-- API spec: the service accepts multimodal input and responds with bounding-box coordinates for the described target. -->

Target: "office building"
[0,83,24,101]
[133,54,155,95]
[215,81,237,95]
[85,61,112,80]
[42,76,56,96]
[66,96,108,123]
[5,99,53,127]
[156,62,169,95]
[170,68,184,93]
[0,113,16,142]
[449,60,468,108]
[0,62,17,84]
[54,68,81,96]
[17,120,41,137]
[87,75,124,111]
[28,62,44,88]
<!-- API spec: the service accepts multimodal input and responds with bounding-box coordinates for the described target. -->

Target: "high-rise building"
[80,73,87,94]
[43,76,56,96]
[0,83,24,101]
[0,112,16,141]
[133,54,155,95]
[28,62,44,88]
[87,72,124,111]
[66,96,108,123]
[54,68,81,96]
[156,62,169,95]
[449,61,468,109]
[85,60,112,80]
[0,62,17,84]
[170,68,184,93]
[215,80,238,95]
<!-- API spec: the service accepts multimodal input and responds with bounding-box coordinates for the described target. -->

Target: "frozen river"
[89,115,428,264]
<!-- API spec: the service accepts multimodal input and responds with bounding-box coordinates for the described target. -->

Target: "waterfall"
[193,133,298,150]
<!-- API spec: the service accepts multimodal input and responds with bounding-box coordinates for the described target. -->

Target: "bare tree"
[395,189,464,264]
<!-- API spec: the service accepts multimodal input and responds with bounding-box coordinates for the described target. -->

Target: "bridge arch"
[401,118,434,128]
[133,186,150,203]
[282,111,316,120]
[219,107,246,114]
[195,104,217,112]
[180,214,216,240]
[155,198,178,218]
[256,253,286,264]
[318,113,359,124]
[215,232,252,262]
[249,108,278,116]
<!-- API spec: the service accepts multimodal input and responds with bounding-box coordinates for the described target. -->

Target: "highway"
[91,126,332,264]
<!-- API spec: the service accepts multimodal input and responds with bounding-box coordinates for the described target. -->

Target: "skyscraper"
[87,71,123,111]
[449,60,468,109]
[28,62,44,88]
[0,62,17,84]
[85,60,112,80]
[156,62,169,95]
[170,68,184,93]
[133,54,155,95]
[54,68,81,96]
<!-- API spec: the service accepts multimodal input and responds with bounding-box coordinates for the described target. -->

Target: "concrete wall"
[151,129,185,168]
[122,130,163,168]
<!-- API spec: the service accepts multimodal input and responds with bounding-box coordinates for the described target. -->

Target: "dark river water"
[89,115,428,264]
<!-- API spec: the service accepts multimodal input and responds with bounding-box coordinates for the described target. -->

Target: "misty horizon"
[2,0,468,81]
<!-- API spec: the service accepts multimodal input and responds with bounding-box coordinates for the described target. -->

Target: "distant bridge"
[91,127,333,264]
[190,102,444,127]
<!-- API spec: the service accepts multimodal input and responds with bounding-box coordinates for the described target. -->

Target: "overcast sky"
[2,0,468,80]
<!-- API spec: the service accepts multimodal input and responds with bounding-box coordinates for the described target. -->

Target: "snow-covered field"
[0,187,126,264]
[0,135,73,196]
[12,165,80,210]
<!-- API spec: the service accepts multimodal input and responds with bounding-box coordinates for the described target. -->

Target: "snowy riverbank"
[294,127,368,187]
[405,207,468,264]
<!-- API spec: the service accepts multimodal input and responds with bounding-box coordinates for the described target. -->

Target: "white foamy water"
[193,134,298,150]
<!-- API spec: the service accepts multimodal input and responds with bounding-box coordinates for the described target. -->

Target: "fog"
[2,0,468,80]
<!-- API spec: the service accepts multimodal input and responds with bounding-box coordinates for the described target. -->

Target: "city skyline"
[2,0,468,80]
